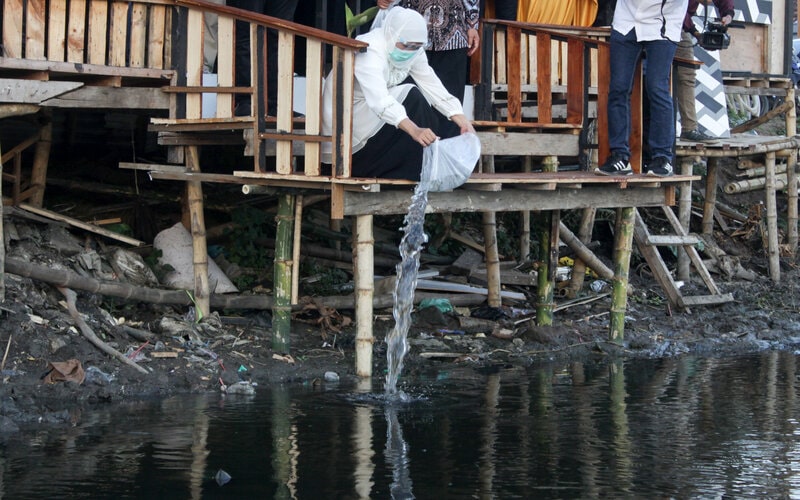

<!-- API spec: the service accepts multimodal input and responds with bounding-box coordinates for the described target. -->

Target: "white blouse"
[322,27,464,163]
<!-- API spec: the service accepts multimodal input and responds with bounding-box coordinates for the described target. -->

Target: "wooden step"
[680,293,734,307]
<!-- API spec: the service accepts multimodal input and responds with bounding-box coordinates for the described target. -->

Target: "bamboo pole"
[481,155,501,307]
[291,195,303,304]
[765,151,780,282]
[702,158,720,235]
[724,173,795,194]
[677,158,694,282]
[786,87,797,256]
[565,208,597,298]
[609,207,635,342]
[354,214,374,378]
[558,220,612,280]
[535,156,559,325]
[273,193,295,353]
[184,146,210,319]
[519,156,532,261]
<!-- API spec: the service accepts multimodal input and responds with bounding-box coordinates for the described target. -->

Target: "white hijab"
[381,7,428,86]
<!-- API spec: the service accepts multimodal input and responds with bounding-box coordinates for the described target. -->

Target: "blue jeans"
[607,28,677,162]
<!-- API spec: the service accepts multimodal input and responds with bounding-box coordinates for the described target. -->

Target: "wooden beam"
[18,203,144,246]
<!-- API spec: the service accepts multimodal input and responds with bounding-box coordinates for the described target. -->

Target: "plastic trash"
[418,298,454,314]
[590,280,608,292]
[224,381,256,395]
[214,469,232,486]
[84,366,114,385]
[422,132,481,192]
[324,371,340,382]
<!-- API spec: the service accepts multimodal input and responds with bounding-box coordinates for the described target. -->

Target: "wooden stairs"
[633,207,734,310]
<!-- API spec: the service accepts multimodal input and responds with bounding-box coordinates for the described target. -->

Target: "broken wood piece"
[19,203,144,247]
[150,351,179,358]
[58,287,148,375]
[415,278,526,301]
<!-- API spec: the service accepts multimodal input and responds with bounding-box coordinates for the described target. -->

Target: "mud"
[1,158,800,431]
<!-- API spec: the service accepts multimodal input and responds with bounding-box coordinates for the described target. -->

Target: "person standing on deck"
[321,7,475,180]
[595,0,688,178]
[675,0,733,142]
[376,0,480,103]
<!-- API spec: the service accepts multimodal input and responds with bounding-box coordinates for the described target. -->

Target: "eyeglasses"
[396,37,428,51]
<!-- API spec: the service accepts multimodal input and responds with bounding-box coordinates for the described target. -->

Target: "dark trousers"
[230,0,299,114]
[351,87,459,180]
[426,48,468,104]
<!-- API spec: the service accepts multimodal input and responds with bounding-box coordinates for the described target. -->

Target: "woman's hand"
[399,118,438,147]
[451,114,476,135]
[377,0,393,8]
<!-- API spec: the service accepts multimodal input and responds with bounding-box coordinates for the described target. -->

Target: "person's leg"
[607,28,642,159]
[352,87,447,180]
[675,31,697,134]
[642,38,678,160]
[425,48,468,103]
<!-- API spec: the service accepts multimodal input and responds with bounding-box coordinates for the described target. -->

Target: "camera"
[699,22,730,51]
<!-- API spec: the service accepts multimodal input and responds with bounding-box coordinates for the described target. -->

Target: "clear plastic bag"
[422,132,481,192]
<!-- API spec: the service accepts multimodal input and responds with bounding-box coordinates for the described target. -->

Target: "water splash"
[384,178,429,396]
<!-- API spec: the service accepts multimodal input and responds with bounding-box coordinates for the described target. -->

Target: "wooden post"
[29,112,52,207]
[273,193,295,353]
[536,209,559,326]
[354,214,374,377]
[786,88,798,257]
[184,146,210,319]
[609,207,635,342]
[765,151,780,282]
[702,158,720,235]
[677,157,694,282]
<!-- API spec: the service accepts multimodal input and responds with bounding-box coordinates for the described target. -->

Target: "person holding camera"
[676,0,734,142]
[596,0,688,178]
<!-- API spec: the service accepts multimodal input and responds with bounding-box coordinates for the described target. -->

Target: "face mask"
[389,48,417,63]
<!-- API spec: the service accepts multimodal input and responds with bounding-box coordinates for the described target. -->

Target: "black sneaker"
[646,156,674,177]
[680,129,714,142]
[595,153,632,176]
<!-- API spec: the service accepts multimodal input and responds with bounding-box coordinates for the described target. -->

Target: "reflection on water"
[1,353,800,498]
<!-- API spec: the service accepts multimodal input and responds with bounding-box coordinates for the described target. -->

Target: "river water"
[1,352,799,498]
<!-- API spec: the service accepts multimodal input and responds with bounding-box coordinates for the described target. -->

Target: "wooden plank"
[19,203,144,246]
[129,3,148,68]
[415,278,526,301]
[535,32,552,124]
[566,38,584,125]
[42,86,169,109]
[185,9,204,118]
[596,43,610,167]
[303,40,323,175]
[67,0,87,63]
[0,79,82,103]
[148,5,167,69]
[494,29,506,84]
[646,235,700,246]
[215,15,235,117]
[633,210,683,309]
[47,0,68,61]
[3,0,24,58]
[276,31,295,174]
[119,161,186,173]
[506,26,521,123]
[26,0,47,60]
[680,294,734,306]
[475,131,579,156]
[88,0,109,65]
[109,1,128,67]
[343,185,674,216]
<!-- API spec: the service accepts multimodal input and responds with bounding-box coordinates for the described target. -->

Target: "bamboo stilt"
[609,207,635,342]
[519,156,532,261]
[291,195,303,304]
[702,158,720,235]
[354,214,374,378]
[565,208,597,298]
[765,151,780,282]
[786,87,797,256]
[185,146,210,319]
[273,193,295,353]
[535,210,557,325]
[29,112,52,208]
[677,158,694,282]
[481,155,501,308]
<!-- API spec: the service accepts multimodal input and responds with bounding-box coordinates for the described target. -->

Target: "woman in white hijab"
[322,7,475,180]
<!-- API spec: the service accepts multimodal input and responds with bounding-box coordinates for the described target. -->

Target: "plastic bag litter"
[422,132,481,192]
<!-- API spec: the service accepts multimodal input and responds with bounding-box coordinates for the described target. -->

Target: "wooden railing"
[473,20,642,168]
